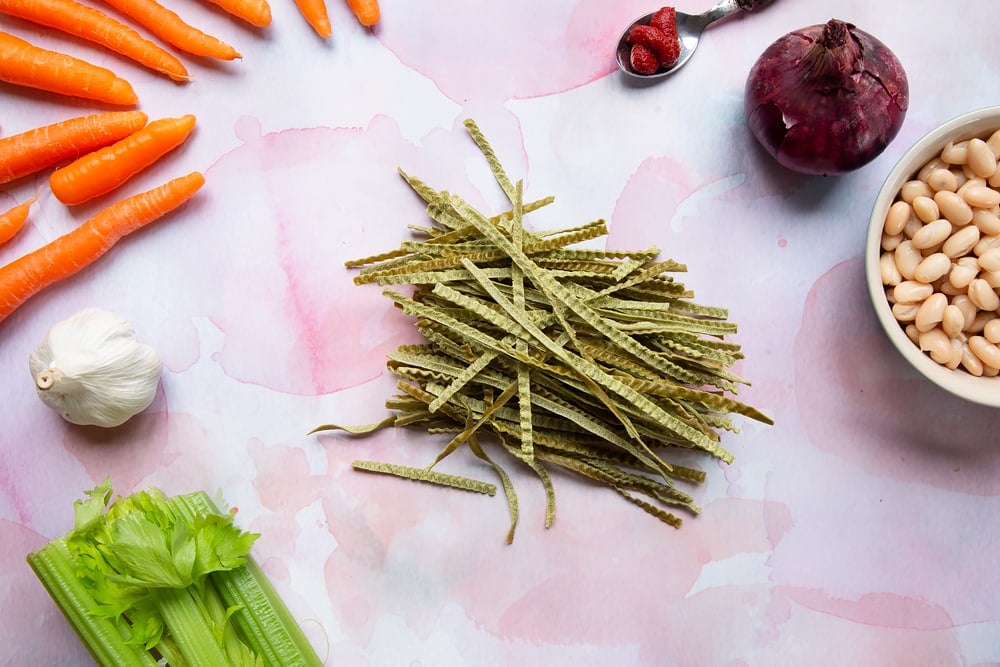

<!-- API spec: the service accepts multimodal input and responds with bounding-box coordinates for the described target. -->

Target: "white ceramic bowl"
[866,106,1000,407]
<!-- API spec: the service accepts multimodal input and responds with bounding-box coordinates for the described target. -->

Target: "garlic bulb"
[28,307,163,428]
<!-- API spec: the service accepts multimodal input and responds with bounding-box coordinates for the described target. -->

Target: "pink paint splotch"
[126,116,518,397]
[794,257,1000,494]
[243,428,977,664]
[246,436,828,664]
[373,0,652,103]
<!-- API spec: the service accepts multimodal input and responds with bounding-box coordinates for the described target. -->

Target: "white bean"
[948,261,979,290]
[911,219,953,250]
[894,241,922,280]
[938,279,964,296]
[970,311,997,334]
[915,293,948,332]
[963,185,1000,209]
[960,342,985,376]
[972,208,1000,235]
[967,138,998,179]
[946,338,964,369]
[979,247,1000,272]
[894,280,934,304]
[969,336,1000,369]
[942,225,980,258]
[918,328,952,363]
[903,214,924,239]
[956,177,985,198]
[984,270,1000,289]
[892,302,920,322]
[968,278,1000,311]
[901,179,934,202]
[942,304,966,338]
[912,196,939,223]
[984,318,1000,344]
[918,157,948,181]
[905,324,921,345]
[881,231,903,251]
[934,190,974,225]
[926,168,958,192]
[884,200,912,236]
[988,129,1000,158]
[912,252,951,283]
[880,252,902,286]
[952,295,978,329]
[974,235,1000,256]
[941,140,968,165]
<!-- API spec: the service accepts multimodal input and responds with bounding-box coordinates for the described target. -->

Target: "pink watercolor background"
[2,0,1000,665]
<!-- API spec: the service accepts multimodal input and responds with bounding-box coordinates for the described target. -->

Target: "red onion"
[744,19,909,176]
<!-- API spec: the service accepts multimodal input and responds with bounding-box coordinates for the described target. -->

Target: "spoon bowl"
[616,0,773,80]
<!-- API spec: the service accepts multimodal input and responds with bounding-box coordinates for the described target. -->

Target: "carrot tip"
[110,78,139,106]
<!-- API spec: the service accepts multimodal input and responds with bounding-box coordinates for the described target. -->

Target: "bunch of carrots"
[0,0,380,325]
[0,0,379,100]
[0,111,205,325]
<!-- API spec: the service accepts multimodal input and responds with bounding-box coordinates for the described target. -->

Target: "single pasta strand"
[351,460,497,496]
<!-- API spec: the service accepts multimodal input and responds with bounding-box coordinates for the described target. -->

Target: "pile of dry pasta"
[313,119,772,542]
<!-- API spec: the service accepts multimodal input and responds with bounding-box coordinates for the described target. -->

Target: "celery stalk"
[150,586,230,666]
[28,480,323,667]
[170,492,324,667]
[26,539,157,667]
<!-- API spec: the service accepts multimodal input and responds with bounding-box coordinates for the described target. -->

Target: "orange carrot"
[98,0,241,59]
[345,0,378,27]
[0,0,189,82]
[293,0,331,38]
[0,111,148,186]
[0,31,138,105]
[0,193,36,246]
[0,171,205,324]
[203,0,271,28]
[50,115,197,205]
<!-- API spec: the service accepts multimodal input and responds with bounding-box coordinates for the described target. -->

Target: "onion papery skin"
[744,19,909,176]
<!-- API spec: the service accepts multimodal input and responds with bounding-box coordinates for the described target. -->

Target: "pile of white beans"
[880,127,1000,376]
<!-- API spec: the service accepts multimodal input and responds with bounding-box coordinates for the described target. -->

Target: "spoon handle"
[700,0,773,28]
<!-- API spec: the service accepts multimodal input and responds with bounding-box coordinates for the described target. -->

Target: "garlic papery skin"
[28,307,163,428]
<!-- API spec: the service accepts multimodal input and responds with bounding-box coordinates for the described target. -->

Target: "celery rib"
[151,586,230,666]
[170,492,324,667]
[26,540,157,667]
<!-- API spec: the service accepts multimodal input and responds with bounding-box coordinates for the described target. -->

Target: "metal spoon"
[616,0,772,80]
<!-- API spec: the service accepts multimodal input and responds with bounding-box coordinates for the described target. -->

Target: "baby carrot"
[0,111,148,186]
[0,171,205,325]
[293,0,331,38]
[50,115,198,206]
[0,0,189,82]
[0,193,37,246]
[345,0,378,27]
[203,0,271,28]
[0,31,138,105]
[98,0,241,60]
